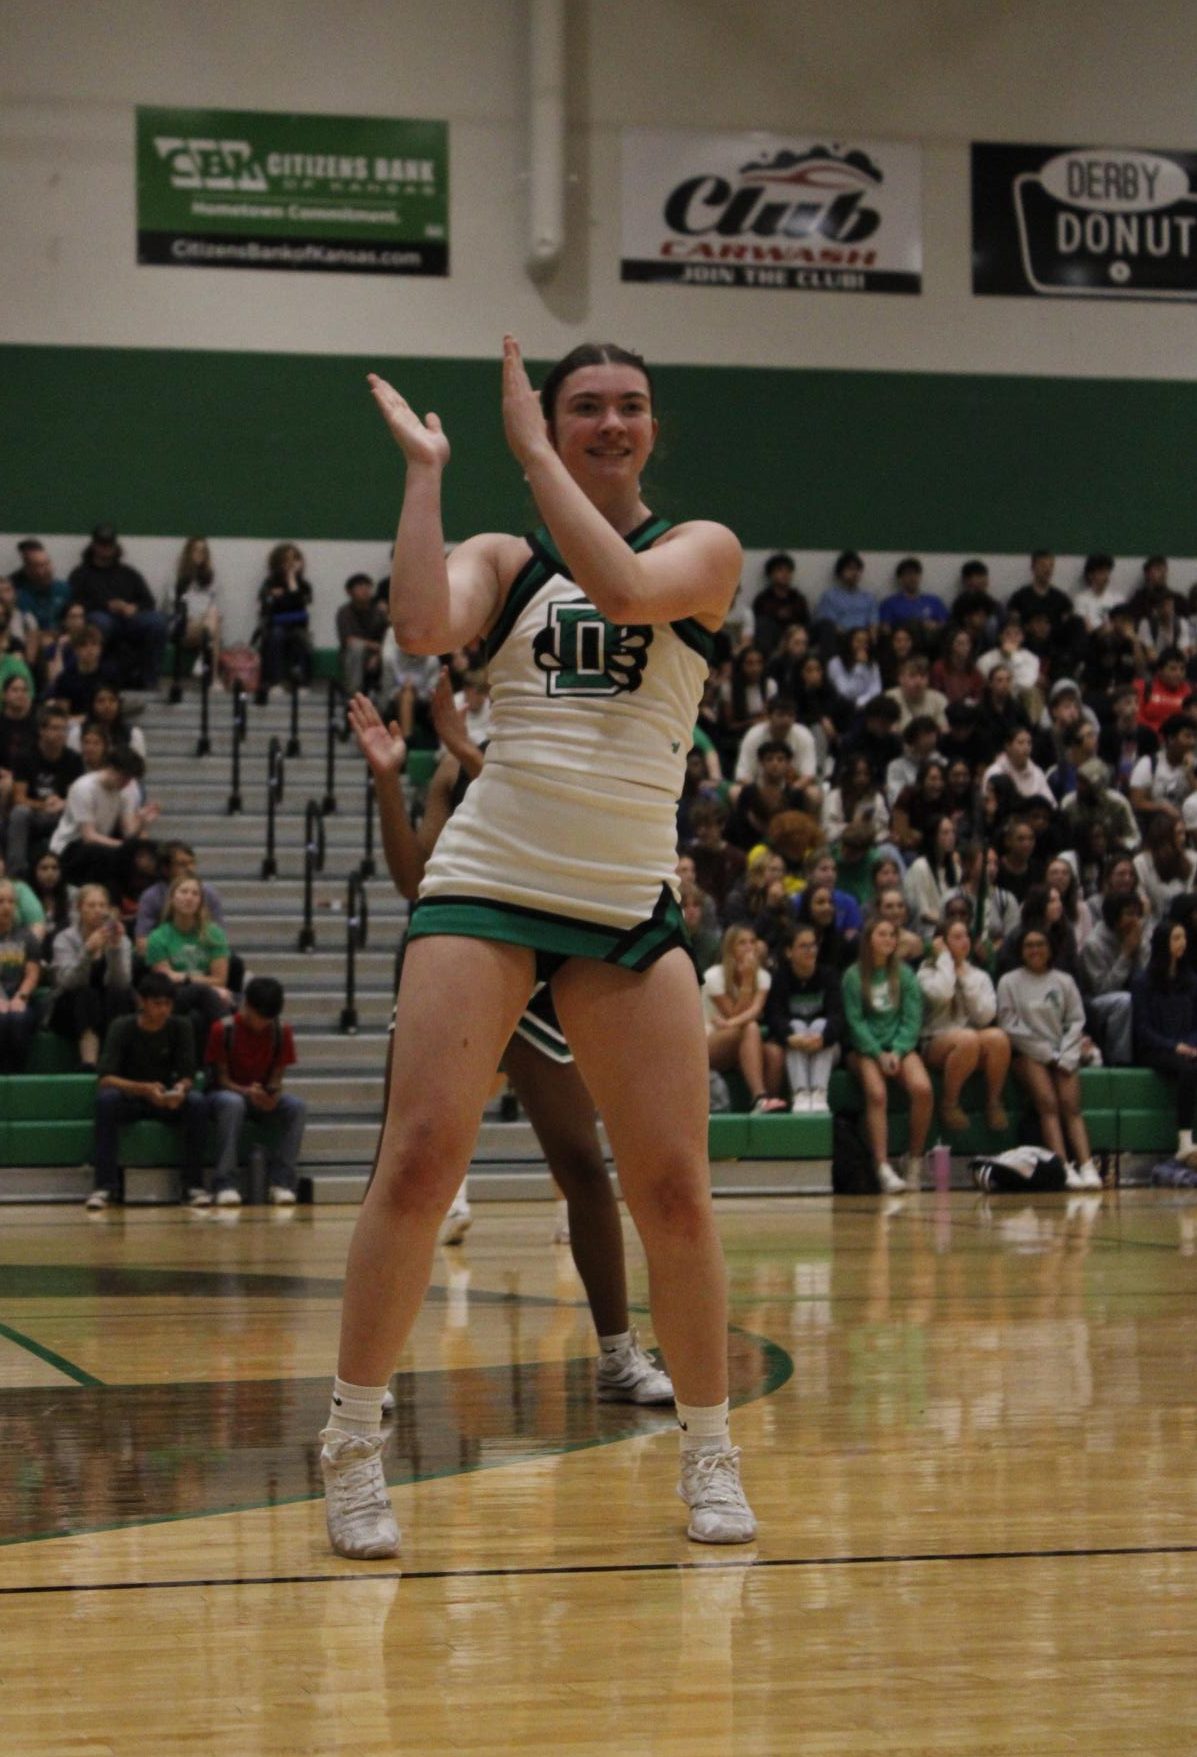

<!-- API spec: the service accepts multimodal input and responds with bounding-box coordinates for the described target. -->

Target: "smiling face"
[1022,930,1050,973]
[548,364,657,493]
[870,918,897,960]
[789,927,819,979]
[170,877,202,922]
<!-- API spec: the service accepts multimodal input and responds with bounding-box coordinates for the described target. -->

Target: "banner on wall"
[620,129,922,293]
[972,141,1197,300]
[136,106,448,275]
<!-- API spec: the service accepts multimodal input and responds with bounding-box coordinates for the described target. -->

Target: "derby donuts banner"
[136,106,449,275]
[972,141,1197,301]
[620,129,922,294]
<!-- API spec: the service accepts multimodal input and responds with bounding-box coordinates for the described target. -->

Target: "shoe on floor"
[902,1153,926,1191]
[187,1187,212,1208]
[941,1102,970,1134]
[439,1204,472,1246]
[269,1184,297,1206]
[84,1189,110,1212]
[678,1445,757,1544]
[595,1330,674,1404]
[214,1187,242,1207]
[381,1385,396,1416]
[809,1086,829,1112]
[1077,1159,1104,1191]
[790,1090,812,1113]
[877,1161,907,1194]
[319,1428,400,1559]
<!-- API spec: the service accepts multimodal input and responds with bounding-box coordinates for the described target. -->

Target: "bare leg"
[1055,1068,1092,1165]
[977,1026,1012,1102]
[551,949,727,1406]
[1013,1057,1067,1161]
[926,1029,979,1110]
[336,936,534,1385]
[898,1053,934,1156]
[850,1053,890,1168]
[736,1019,766,1098]
[502,1034,628,1338]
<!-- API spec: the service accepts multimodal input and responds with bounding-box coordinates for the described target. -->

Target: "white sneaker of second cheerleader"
[678,1445,757,1543]
[438,1202,472,1246]
[594,1330,674,1404]
[319,1428,400,1559]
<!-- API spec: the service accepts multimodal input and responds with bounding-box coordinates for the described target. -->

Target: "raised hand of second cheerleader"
[367,373,450,471]
[501,335,553,470]
[348,691,407,778]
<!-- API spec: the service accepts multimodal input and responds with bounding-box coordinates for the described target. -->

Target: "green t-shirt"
[146,918,230,976]
[12,881,45,931]
[97,1013,197,1085]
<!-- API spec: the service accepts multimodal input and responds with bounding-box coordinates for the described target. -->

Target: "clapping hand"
[501,335,552,470]
[367,373,451,470]
[348,692,407,778]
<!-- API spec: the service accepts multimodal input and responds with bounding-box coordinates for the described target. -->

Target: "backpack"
[832,1112,878,1195]
[218,644,261,693]
[969,1147,1067,1193]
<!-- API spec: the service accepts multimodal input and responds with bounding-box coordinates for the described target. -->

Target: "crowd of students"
[681,547,1197,1190]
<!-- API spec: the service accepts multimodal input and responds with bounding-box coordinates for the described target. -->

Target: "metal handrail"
[225,676,248,812]
[339,869,370,1033]
[260,737,285,880]
[286,674,302,759]
[195,631,213,757]
[359,770,376,879]
[322,678,345,814]
[167,607,186,706]
[297,799,326,951]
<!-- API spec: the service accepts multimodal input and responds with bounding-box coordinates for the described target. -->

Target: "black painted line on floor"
[7,1539,1197,1597]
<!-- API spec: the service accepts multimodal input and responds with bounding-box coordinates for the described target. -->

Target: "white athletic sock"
[326,1376,390,1441]
[676,1398,731,1455]
[599,1330,632,1354]
[1180,1129,1194,1156]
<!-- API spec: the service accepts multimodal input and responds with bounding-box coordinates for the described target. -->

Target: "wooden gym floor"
[1,1188,1195,1755]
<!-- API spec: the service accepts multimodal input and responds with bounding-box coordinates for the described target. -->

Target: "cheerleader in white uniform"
[320,336,756,1556]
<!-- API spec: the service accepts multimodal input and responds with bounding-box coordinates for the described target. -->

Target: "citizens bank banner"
[621,129,922,293]
[136,106,448,275]
[972,141,1197,300]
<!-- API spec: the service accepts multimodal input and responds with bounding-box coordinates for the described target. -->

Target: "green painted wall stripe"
[0,1317,105,1387]
[2,342,1193,552]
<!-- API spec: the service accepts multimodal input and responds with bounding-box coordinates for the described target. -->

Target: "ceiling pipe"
[526,0,566,279]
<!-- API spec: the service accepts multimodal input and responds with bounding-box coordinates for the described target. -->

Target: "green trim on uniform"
[484,553,551,661]
[408,888,686,972]
[670,617,717,663]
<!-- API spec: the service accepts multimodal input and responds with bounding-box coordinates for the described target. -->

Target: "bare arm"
[347,691,431,902]
[502,337,741,628]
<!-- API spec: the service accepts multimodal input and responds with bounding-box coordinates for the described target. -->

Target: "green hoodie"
[842,960,923,1058]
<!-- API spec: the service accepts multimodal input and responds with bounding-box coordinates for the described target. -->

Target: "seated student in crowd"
[69,524,168,690]
[939,700,989,779]
[918,915,1010,1135]
[886,654,948,733]
[1128,713,1196,827]
[879,556,947,634]
[828,626,881,714]
[1008,550,1074,638]
[1047,722,1098,805]
[12,539,71,637]
[1073,552,1124,632]
[841,691,903,780]
[722,852,795,963]
[1132,921,1197,1164]
[5,704,83,878]
[842,914,932,1193]
[726,742,809,850]
[17,849,69,946]
[1044,855,1093,947]
[202,976,305,1208]
[752,552,808,656]
[701,924,786,1114]
[49,749,157,891]
[717,645,774,759]
[134,840,226,954]
[255,542,313,700]
[336,571,389,698]
[943,756,978,827]
[929,625,984,706]
[453,671,493,746]
[976,664,1034,767]
[875,884,927,964]
[765,923,844,1113]
[834,819,885,909]
[1100,686,1157,792]
[168,537,222,676]
[763,622,810,696]
[977,615,1040,695]
[0,672,37,788]
[823,751,891,848]
[801,849,863,944]
[815,549,877,636]
[890,756,949,863]
[66,683,145,761]
[793,880,848,971]
[1134,814,1197,925]
[903,813,963,938]
[1080,890,1148,1038]
[87,970,207,1211]
[791,651,847,759]
[947,842,1021,969]
[1136,582,1190,663]
[885,715,940,807]
[1062,758,1141,856]
[49,883,134,1069]
[48,623,115,722]
[733,695,817,797]
[996,926,1102,1187]
[951,559,1001,647]
[380,626,441,739]
[984,726,1054,806]
[0,877,42,1071]
[683,798,747,911]
[996,813,1042,902]
[146,874,234,1041]
[1138,647,1190,736]
[680,879,721,975]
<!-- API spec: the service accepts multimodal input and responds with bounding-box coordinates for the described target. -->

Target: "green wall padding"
[2,343,1193,553]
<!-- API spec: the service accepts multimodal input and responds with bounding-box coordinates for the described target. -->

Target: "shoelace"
[685,1447,746,1508]
[330,1451,392,1524]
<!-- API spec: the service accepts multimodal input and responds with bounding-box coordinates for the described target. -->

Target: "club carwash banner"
[136,106,448,275]
[621,129,922,293]
[972,141,1197,300]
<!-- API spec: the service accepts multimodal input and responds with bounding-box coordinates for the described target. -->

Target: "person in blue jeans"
[87,971,206,1210]
[203,975,305,1207]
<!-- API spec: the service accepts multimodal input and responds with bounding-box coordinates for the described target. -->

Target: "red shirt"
[1136,676,1189,736]
[205,1015,297,1087]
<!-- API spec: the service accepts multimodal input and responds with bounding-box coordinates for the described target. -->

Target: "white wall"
[4,0,1197,379]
